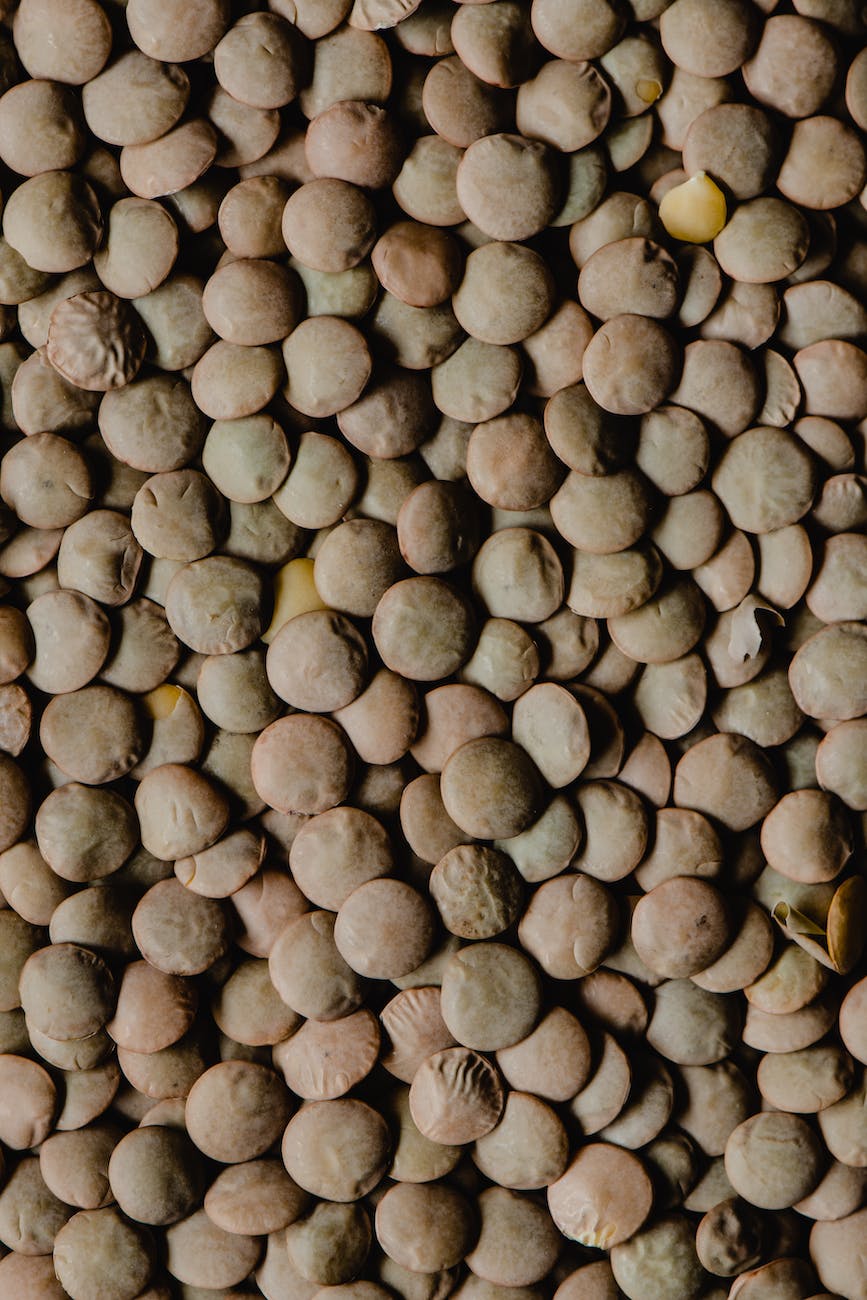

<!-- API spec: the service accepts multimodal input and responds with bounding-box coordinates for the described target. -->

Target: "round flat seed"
[252,716,353,816]
[289,805,394,910]
[380,986,456,1085]
[778,115,866,210]
[204,259,303,350]
[530,0,625,61]
[810,1209,867,1300]
[511,683,590,788]
[373,577,476,682]
[683,103,777,199]
[275,1010,380,1101]
[40,686,144,784]
[518,59,612,153]
[215,12,306,110]
[456,134,560,241]
[120,120,218,200]
[430,845,523,940]
[440,942,541,1052]
[83,51,190,147]
[757,1045,854,1114]
[567,546,663,621]
[610,1213,707,1300]
[674,733,778,831]
[335,879,435,980]
[467,413,564,512]
[107,960,197,1055]
[743,14,837,117]
[608,576,706,665]
[283,317,371,417]
[692,900,774,994]
[840,977,867,1065]
[269,910,363,1022]
[108,1126,203,1227]
[670,339,760,437]
[660,0,758,76]
[94,198,179,300]
[818,1069,867,1168]
[0,79,86,178]
[409,1046,504,1144]
[20,943,115,1043]
[712,427,817,534]
[472,527,564,624]
[632,877,731,978]
[548,1145,653,1249]
[24,590,109,696]
[164,1209,261,1289]
[0,1055,57,1149]
[126,0,230,62]
[453,242,555,347]
[582,316,680,416]
[472,1091,569,1191]
[579,238,679,321]
[647,979,742,1066]
[440,736,542,840]
[53,1208,155,1300]
[465,1186,561,1288]
[497,1007,592,1103]
[135,764,228,859]
[518,873,619,978]
[422,55,511,148]
[186,1060,293,1164]
[796,341,867,423]
[725,1112,824,1209]
[375,1182,477,1273]
[132,878,229,976]
[3,172,103,274]
[267,609,367,713]
[282,1098,391,1201]
[305,100,403,189]
[191,340,284,421]
[714,198,810,283]
[13,0,112,83]
[205,1158,306,1238]
[552,469,654,556]
[789,622,867,720]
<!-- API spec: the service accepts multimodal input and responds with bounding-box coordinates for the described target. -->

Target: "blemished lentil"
[0,0,866,1296]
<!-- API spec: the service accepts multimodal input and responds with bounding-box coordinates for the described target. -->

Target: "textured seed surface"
[0,1,863,1295]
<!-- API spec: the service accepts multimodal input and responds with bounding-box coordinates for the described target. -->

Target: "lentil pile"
[0,0,867,1297]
